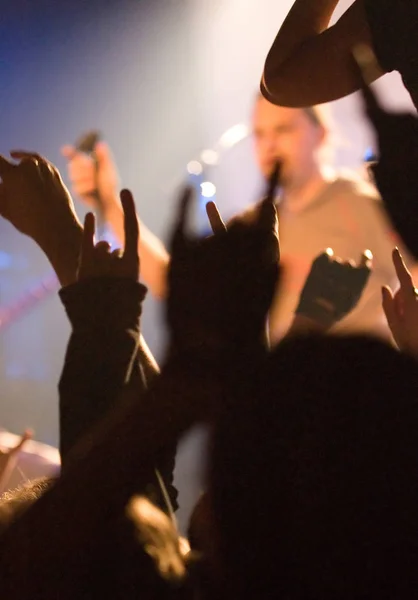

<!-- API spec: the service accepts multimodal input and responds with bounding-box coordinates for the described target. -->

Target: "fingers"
[359,249,373,269]
[81,212,96,263]
[392,247,415,295]
[95,240,111,253]
[172,186,193,243]
[120,189,139,263]
[10,150,44,162]
[61,145,77,160]
[9,151,57,179]
[322,248,372,271]
[0,151,55,177]
[356,250,373,289]
[94,141,114,169]
[0,155,15,177]
[12,429,33,454]
[206,201,227,235]
[318,249,372,288]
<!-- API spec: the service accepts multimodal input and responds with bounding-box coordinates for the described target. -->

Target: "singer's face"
[252,97,325,185]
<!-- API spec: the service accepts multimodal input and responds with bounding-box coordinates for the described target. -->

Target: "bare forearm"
[41,223,84,287]
[104,200,168,299]
[262,0,378,106]
[265,0,340,62]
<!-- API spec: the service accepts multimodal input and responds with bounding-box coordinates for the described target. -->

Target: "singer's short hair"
[255,91,328,130]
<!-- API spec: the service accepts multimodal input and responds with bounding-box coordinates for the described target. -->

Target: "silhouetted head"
[210,335,418,598]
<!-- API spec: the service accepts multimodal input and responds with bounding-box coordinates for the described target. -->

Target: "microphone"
[74,130,107,236]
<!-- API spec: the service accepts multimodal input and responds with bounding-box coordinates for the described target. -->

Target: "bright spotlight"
[201,149,219,165]
[187,160,203,176]
[219,123,249,149]
[200,182,217,198]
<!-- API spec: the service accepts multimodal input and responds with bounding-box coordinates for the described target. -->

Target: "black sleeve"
[58,277,146,464]
[363,0,418,92]
[58,277,178,512]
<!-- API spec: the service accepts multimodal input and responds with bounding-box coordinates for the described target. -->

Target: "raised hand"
[0,151,82,243]
[0,151,83,285]
[167,167,280,353]
[295,248,373,330]
[0,429,32,494]
[78,189,139,281]
[382,248,418,357]
[354,45,418,259]
[61,141,119,210]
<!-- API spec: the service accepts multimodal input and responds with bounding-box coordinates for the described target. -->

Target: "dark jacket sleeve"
[58,277,178,511]
[58,277,146,463]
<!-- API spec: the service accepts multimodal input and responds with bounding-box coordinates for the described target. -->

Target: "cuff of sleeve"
[60,278,147,333]
[295,298,336,329]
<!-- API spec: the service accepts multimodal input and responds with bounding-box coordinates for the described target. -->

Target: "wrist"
[100,192,121,217]
[60,277,147,333]
[287,314,329,337]
[42,223,83,286]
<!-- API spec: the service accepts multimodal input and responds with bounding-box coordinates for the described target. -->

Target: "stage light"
[219,123,249,148]
[201,149,219,165]
[200,181,217,198]
[187,160,203,176]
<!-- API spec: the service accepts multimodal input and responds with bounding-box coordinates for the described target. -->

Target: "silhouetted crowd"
[2,2,418,597]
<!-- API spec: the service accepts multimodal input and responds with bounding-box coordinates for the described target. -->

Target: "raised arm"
[62,142,169,298]
[261,0,382,106]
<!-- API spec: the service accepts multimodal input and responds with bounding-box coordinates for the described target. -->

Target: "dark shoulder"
[363,0,418,100]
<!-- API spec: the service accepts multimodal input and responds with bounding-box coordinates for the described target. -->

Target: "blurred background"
[0,0,414,530]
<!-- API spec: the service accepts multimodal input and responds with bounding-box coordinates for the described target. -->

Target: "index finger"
[206,201,227,235]
[392,247,415,293]
[0,155,15,178]
[120,189,139,263]
[81,212,96,264]
[170,186,193,251]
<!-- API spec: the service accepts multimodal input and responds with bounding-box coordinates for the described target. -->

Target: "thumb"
[382,285,400,336]
[61,145,77,160]
[9,429,33,456]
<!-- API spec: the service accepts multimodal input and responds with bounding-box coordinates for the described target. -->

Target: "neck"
[280,167,330,214]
